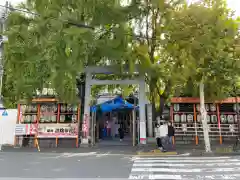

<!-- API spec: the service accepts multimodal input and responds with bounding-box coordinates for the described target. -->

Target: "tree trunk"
[199,80,211,152]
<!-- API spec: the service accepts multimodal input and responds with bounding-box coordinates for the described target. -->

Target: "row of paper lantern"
[180,123,237,132]
[20,104,78,113]
[174,114,238,123]
[174,103,240,112]
[173,104,217,112]
[21,115,77,123]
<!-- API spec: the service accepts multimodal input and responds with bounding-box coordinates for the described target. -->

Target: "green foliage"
[130,0,187,111]
[165,0,240,100]
[3,0,134,105]
[2,0,240,109]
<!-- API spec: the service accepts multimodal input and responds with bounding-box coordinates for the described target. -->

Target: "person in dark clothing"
[168,122,175,146]
[118,127,124,141]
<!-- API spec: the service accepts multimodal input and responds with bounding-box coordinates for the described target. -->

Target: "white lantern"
[40,105,47,112]
[61,104,66,112]
[173,104,180,112]
[187,114,193,122]
[42,88,48,95]
[211,115,217,124]
[210,104,216,112]
[233,104,239,112]
[227,115,234,124]
[174,114,180,123]
[205,104,210,112]
[207,115,210,123]
[48,88,54,95]
[234,115,238,123]
[220,115,227,123]
[72,115,77,123]
[32,105,37,112]
[60,115,65,122]
[181,114,187,123]
[20,105,26,113]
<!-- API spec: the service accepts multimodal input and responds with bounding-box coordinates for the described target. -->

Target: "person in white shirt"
[155,124,162,149]
[160,121,169,151]
[155,121,168,151]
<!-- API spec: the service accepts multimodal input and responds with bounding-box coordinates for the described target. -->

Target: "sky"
[1,0,240,17]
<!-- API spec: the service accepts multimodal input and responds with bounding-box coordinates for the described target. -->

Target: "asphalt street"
[0,151,133,179]
[2,151,240,179]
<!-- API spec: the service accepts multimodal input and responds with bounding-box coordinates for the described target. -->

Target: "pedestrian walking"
[159,121,168,152]
[168,121,175,148]
[155,124,162,150]
[118,126,124,141]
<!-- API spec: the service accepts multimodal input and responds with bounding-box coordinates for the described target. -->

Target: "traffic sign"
[2,110,8,116]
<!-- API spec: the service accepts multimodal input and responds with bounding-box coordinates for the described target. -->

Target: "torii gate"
[81,65,147,145]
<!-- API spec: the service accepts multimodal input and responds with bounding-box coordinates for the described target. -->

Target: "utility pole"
[0,1,9,109]
[0,1,8,150]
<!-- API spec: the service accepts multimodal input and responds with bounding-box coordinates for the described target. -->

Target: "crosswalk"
[129,155,240,180]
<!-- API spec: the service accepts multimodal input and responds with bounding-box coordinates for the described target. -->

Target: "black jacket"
[168,125,175,136]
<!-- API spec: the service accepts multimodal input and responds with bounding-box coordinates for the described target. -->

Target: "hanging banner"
[82,114,89,132]
[37,123,78,138]
[139,121,146,144]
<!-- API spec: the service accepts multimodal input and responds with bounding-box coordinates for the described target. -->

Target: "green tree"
[3,0,134,105]
[129,0,188,119]
[166,0,240,152]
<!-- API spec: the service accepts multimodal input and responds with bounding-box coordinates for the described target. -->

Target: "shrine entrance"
[81,65,147,146]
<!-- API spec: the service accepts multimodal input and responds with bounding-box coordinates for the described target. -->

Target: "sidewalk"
[1,143,240,156]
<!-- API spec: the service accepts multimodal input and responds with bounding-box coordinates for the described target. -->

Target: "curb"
[137,151,178,156]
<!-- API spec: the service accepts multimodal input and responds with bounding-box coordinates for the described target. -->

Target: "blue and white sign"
[2,110,8,116]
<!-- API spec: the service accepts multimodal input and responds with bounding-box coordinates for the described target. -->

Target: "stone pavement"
[129,155,240,179]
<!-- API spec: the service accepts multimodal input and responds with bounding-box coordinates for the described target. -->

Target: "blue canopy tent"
[90,96,139,140]
[91,96,136,113]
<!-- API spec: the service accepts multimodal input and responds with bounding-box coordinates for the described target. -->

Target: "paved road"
[2,151,240,179]
[0,151,133,179]
[129,155,240,180]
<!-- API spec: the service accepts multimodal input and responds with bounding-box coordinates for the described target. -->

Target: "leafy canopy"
[3,0,135,104]
[165,0,240,100]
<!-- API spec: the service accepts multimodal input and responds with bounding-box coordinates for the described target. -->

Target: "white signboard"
[14,124,26,135]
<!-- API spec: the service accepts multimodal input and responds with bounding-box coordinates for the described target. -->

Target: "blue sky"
[1,0,240,17]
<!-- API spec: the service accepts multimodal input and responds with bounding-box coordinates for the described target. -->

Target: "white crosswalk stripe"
[129,155,240,180]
